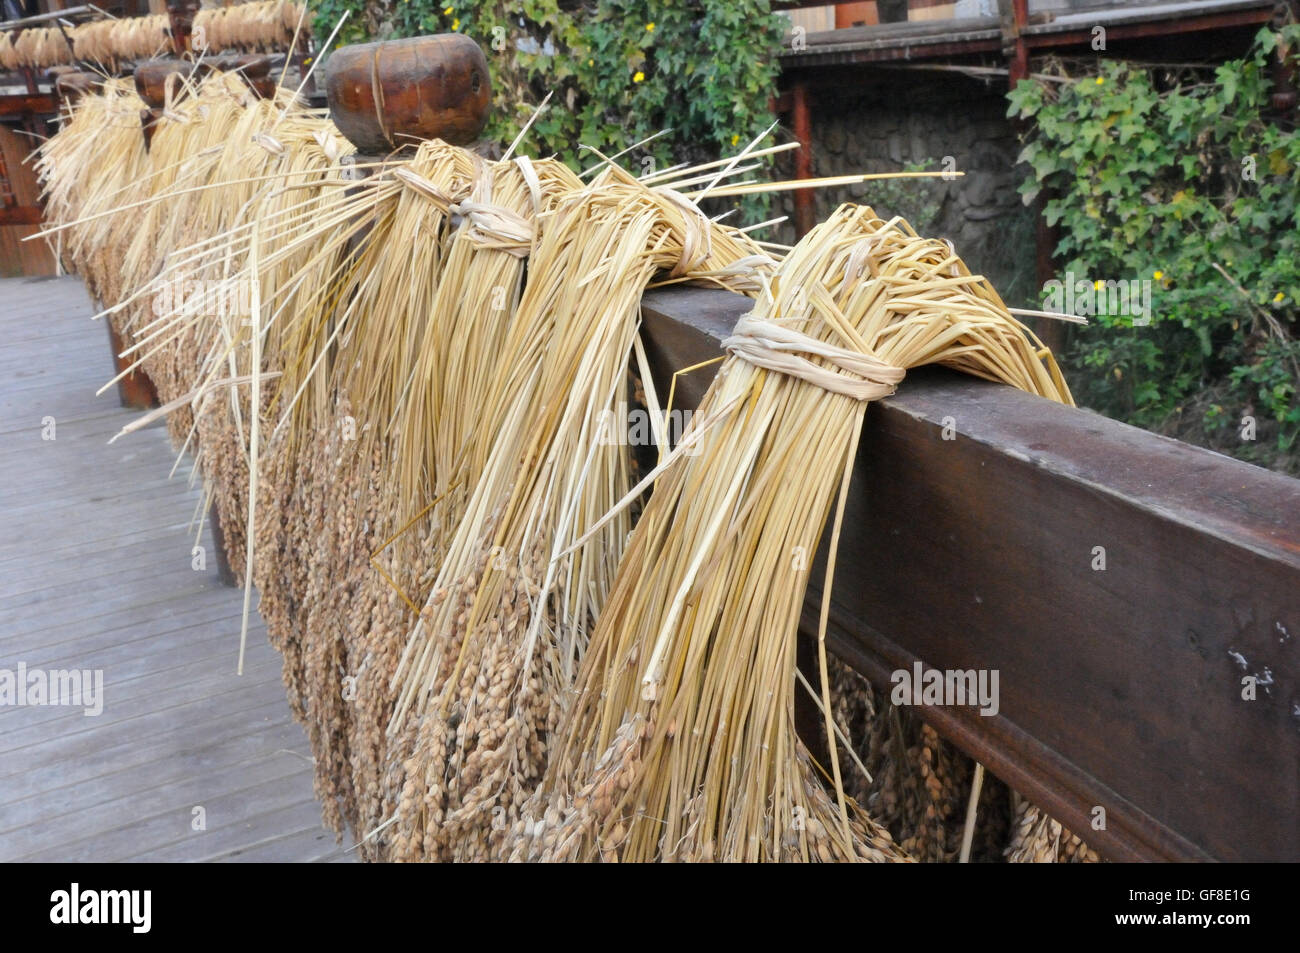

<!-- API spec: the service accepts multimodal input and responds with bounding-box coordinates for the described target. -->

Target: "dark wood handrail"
[639,284,1300,863]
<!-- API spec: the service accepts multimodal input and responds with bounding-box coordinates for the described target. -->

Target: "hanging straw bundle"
[379,163,774,862]
[1005,796,1100,862]
[258,139,485,833]
[196,1,307,54]
[510,203,1070,862]
[70,15,172,69]
[316,154,586,852]
[35,78,150,304]
[105,74,280,460]
[3,3,306,71]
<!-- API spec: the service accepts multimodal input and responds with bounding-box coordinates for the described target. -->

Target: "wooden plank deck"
[0,275,352,863]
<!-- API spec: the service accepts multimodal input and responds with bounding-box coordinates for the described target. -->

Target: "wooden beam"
[0,3,94,29]
[1021,6,1276,49]
[0,93,58,117]
[638,284,1300,863]
[0,205,42,225]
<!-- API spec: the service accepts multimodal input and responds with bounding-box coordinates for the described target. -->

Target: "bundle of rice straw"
[35,78,150,307]
[111,74,284,450]
[509,203,1071,862]
[276,152,587,847]
[70,15,172,69]
[253,140,502,834]
[380,163,774,861]
[37,66,352,588]
[196,1,308,54]
[1005,795,1100,862]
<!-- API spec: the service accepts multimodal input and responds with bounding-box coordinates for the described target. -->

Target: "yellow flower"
[731,134,740,146]
[1274,292,1285,303]
[588,58,594,66]
[443,5,452,13]
[1094,279,1104,291]
[1153,270,1163,280]
[633,70,645,83]
[1096,76,1104,85]
[452,17,459,29]
[646,22,655,32]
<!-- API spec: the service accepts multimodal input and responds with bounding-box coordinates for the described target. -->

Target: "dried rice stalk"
[41,78,1058,865]
[35,78,150,309]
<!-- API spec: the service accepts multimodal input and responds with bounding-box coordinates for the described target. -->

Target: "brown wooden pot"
[133,58,200,109]
[323,34,490,152]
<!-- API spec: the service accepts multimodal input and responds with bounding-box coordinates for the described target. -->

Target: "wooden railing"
[640,284,1300,863]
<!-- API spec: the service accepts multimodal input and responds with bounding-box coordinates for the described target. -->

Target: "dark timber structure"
[640,284,1300,864]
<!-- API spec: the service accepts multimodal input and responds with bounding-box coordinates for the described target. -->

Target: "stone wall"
[772,71,1038,306]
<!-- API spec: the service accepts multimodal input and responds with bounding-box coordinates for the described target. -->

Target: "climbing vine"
[1009,26,1300,472]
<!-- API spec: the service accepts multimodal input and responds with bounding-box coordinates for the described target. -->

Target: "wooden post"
[1001,0,1061,350]
[1009,0,1029,85]
[792,79,814,238]
[165,0,198,56]
[105,321,159,410]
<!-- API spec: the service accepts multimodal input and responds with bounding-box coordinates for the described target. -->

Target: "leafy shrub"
[1008,26,1300,472]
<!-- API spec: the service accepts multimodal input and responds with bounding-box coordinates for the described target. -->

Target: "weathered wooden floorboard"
[0,275,349,863]
[0,533,224,599]
[0,727,314,857]
[10,767,325,862]
[1,596,241,657]
[209,823,351,863]
[0,698,296,796]
[0,653,284,753]
[127,797,346,863]
[0,681,295,780]
[0,517,198,573]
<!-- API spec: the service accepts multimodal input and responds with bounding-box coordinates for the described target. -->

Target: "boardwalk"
[0,276,351,862]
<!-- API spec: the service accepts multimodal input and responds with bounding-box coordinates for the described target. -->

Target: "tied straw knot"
[658,187,712,279]
[722,313,905,402]
[393,166,455,212]
[449,159,534,257]
[252,132,284,156]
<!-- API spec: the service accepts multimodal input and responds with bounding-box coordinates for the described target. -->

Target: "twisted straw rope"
[722,313,906,402]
